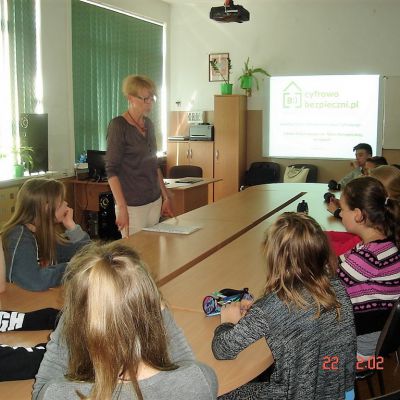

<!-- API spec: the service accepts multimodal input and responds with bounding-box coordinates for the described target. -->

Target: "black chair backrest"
[169,165,203,179]
[288,164,318,183]
[244,162,280,186]
[376,297,400,357]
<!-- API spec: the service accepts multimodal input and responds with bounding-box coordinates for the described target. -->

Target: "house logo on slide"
[283,82,302,108]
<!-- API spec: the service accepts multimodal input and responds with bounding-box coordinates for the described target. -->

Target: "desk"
[161,184,345,311]
[164,178,218,216]
[122,187,304,285]
[71,178,217,227]
[0,183,342,398]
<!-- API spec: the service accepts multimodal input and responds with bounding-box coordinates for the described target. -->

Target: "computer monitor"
[87,150,107,181]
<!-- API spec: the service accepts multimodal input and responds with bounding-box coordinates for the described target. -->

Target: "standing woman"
[1,178,90,291]
[106,75,173,236]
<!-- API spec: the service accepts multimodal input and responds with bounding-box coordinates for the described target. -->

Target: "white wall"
[41,0,170,174]
[40,0,400,172]
[169,0,400,111]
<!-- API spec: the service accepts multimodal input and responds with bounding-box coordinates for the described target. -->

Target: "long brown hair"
[263,212,341,319]
[62,242,177,400]
[342,176,400,247]
[1,178,66,265]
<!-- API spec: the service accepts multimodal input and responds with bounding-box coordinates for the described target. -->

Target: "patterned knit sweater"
[337,238,400,336]
[212,278,356,400]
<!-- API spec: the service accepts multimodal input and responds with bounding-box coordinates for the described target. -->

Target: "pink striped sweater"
[337,238,400,335]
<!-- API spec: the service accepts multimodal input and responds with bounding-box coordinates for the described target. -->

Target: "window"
[0,0,42,179]
[72,0,164,158]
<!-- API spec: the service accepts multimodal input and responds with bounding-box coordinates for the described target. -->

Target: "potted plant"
[12,145,34,177]
[210,57,233,95]
[238,57,270,96]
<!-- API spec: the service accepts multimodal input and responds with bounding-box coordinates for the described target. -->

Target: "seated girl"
[32,241,217,400]
[1,178,90,291]
[325,166,400,255]
[212,212,356,400]
[337,176,400,357]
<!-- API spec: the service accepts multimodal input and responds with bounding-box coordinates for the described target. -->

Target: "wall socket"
[187,111,204,124]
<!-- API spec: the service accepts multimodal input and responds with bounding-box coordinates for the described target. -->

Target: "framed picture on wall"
[209,53,230,82]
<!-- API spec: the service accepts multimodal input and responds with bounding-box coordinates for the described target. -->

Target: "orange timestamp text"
[321,356,384,371]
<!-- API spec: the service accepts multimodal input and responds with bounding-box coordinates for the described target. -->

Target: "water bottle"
[297,200,309,214]
[79,152,87,163]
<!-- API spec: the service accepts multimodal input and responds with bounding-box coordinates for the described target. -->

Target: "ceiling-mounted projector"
[210,0,250,23]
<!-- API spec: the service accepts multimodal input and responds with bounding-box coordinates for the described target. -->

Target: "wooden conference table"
[0,183,343,398]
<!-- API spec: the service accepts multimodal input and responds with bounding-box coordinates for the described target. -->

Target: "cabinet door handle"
[190,148,193,159]
[215,150,219,160]
[186,149,190,159]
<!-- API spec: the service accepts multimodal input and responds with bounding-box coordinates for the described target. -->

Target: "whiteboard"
[383,76,400,149]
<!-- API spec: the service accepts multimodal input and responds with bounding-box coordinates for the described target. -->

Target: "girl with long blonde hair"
[33,242,217,400]
[212,212,356,400]
[1,178,90,291]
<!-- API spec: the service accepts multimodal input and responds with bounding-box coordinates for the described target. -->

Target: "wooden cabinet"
[167,141,214,177]
[167,140,214,202]
[167,141,190,169]
[214,95,247,201]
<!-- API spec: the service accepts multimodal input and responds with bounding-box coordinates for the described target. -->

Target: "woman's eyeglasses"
[134,95,157,104]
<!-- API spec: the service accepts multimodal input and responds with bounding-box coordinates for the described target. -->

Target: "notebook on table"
[142,223,201,235]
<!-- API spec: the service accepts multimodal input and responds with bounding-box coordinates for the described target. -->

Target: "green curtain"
[1,0,37,140]
[72,0,163,158]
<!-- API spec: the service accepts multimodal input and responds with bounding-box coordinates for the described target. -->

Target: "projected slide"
[264,75,380,159]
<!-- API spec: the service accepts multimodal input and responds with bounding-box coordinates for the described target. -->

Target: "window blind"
[72,0,164,158]
[0,0,38,177]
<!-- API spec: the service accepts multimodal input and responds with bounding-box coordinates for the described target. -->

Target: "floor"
[356,354,400,399]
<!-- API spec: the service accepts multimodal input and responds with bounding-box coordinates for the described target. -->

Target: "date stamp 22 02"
[321,355,384,371]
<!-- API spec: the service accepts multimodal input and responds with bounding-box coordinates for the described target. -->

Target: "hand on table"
[220,299,254,325]
[327,197,340,215]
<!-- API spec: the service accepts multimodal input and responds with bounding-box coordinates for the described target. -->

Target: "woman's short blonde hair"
[122,75,156,98]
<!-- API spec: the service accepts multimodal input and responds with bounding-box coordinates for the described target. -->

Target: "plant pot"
[220,83,233,95]
[240,76,253,89]
[14,164,24,178]
[240,76,253,96]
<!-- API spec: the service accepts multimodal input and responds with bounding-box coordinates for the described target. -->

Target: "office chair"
[287,164,318,183]
[168,165,203,179]
[355,297,400,399]
[243,162,280,187]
